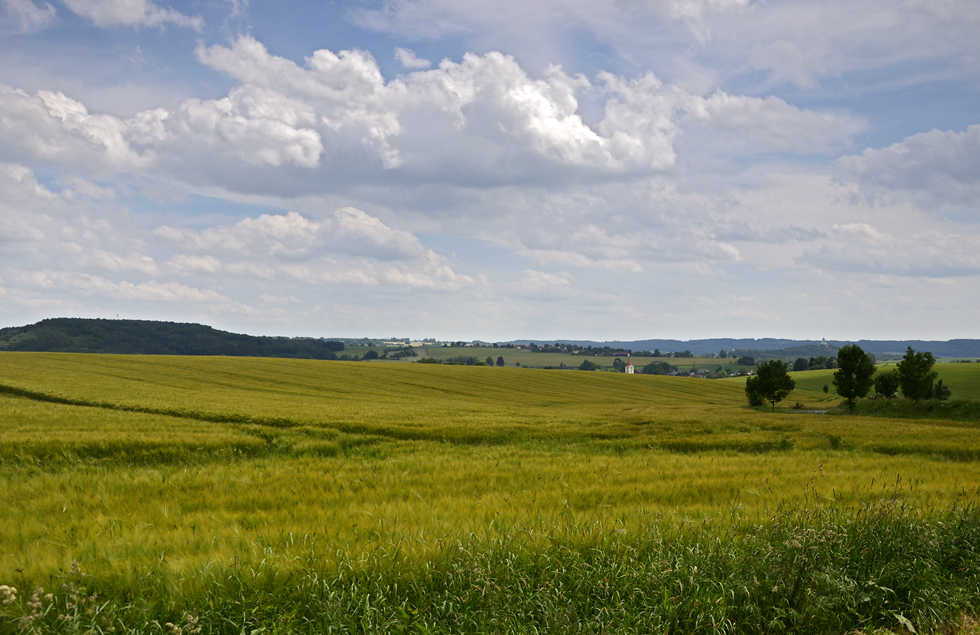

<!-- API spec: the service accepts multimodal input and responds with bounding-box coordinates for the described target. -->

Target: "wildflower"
[184,611,202,635]
[14,587,47,630]
[0,585,15,606]
[26,588,44,612]
[166,611,202,635]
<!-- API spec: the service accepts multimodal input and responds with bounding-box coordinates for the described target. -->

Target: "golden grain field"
[1,352,978,592]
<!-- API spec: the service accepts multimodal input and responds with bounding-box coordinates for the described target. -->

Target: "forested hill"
[0,318,344,359]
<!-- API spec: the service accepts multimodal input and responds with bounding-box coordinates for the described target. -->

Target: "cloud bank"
[0,0,977,340]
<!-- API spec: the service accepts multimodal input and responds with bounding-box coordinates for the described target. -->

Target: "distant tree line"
[384,346,418,360]
[522,342,700,358]
[333,346,420,362]
[791,355,838,371]
[732,344,841,361]
[418,355,505,366]
[0,318,344,360]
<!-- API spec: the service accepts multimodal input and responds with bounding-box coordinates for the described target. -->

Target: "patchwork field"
[412,346,746,371]
[0,353,978,634]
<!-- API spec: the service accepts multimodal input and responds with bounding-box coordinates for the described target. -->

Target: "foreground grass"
[2,499,978,635]
[2,353,980,633]
[853,398,980,425]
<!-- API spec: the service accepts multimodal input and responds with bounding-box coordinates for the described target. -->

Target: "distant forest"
[0,318,344,359]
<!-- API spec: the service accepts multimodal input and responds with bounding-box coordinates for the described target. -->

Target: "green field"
[764,362,980,401]
[1,353,979,634]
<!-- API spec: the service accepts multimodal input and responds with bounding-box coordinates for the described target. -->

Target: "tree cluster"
[865,347,948,402]
[386,347,419,360]
[641,361,673,375]
[747,344,950,412]
[792,355,837,371]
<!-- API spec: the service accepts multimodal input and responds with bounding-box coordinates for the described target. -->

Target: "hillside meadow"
[787,363,980,401]
[0,353,979,634]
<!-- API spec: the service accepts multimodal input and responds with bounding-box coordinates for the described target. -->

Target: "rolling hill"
[0,317,344,359]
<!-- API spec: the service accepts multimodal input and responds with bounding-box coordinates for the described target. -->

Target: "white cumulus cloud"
[0,86,145,174]
[395,47,431,70]
[136,86,323,169]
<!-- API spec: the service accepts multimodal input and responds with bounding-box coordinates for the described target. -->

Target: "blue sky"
[1,0,978,341]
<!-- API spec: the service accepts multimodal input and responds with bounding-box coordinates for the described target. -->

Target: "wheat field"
[1,353,978,634]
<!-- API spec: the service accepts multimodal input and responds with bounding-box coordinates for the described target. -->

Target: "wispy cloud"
[1,0,55,33]
[62,0,203,29]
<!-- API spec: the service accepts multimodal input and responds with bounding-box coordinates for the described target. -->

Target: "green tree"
[745,387,765,407]
[642,361,672,375]
[578,359,599,371]
[833,344,876,412]
[792,357,809,372]
[808,355,829,370]
[496,356,505,367]
[873,369,900,398]
[933,379,951,401]
[363,349,380,360]
[613,358,626,372]
[744,360,795,412]
[486,356,494,366]
[896,347,937,403]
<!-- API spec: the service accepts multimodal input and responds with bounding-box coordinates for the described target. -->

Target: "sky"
[0,0,978,342]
